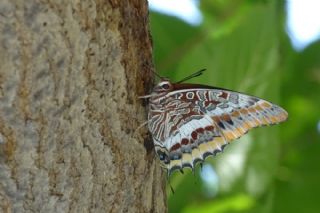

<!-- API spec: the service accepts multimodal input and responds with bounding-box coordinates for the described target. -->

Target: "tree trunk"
[0,0,166,212]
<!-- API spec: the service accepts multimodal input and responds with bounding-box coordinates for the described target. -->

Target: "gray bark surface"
[0,0,166,212]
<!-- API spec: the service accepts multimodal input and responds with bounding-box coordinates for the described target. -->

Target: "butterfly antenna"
[176,68,206,84]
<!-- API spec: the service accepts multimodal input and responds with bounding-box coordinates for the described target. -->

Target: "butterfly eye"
[162,83,170,89]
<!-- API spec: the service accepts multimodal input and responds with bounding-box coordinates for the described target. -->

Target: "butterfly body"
[147,78,288,175]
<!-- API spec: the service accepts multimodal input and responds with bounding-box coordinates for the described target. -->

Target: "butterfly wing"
[148,98,225,174]
[148,86,288,175]
[180,88,288,141]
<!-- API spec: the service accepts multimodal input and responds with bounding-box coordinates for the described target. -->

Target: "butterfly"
[144,69,288,176]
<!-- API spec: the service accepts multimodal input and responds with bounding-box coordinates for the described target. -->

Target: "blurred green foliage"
[149,0,320,212]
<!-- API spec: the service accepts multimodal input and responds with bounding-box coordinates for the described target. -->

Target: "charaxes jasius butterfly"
[143,69,288,176]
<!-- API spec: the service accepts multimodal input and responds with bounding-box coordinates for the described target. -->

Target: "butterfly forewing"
[148,81,288,175]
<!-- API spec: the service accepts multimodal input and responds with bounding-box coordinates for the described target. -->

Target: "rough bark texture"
[0,0,166,212]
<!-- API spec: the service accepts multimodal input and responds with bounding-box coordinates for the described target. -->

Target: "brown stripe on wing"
[212,100,288,142]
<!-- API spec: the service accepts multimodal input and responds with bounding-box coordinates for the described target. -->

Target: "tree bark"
[0,0,166,212]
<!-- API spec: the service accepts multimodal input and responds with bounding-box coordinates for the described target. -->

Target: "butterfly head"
[153,80,174,93]
[152,69,207,94]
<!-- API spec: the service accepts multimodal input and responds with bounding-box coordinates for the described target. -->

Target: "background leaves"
[150,0,320,212]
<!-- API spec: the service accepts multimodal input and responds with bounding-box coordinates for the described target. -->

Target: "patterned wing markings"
[153,113,227,175]
[211,100,288,142]
[148,82,288,175]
